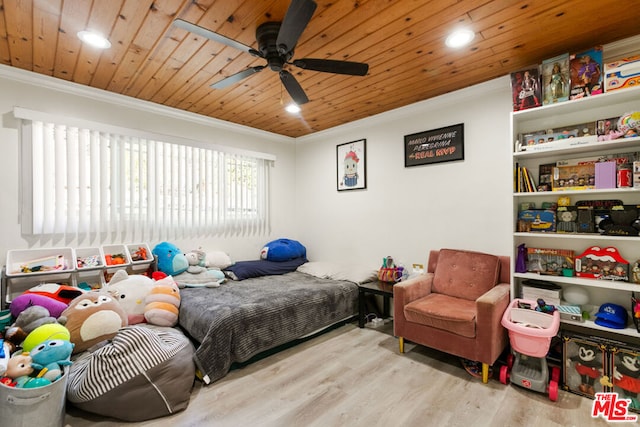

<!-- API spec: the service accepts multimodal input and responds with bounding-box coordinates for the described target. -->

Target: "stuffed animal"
[185,249,208,274]
[206,250,233,269]
[144,276,181,327]
[22,323,71,353]
[9,293,68,319]
[16,375,51,388]
[61,292,127,354]
[23,283,84,304]
[3,353,34,378]
[1,352,33,386]
[153,242,189,276]
[30,339,74,382]
[106,270,156,325]
[4,305,66,349]
[5,305,66,342]
[260,238,306,262]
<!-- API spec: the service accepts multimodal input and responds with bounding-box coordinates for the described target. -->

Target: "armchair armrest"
[393,273,434,339]
[475,283,511,342]
[393,273,433,305]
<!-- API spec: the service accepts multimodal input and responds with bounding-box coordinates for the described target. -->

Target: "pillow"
[206,250,233,269]
[224,257,307,280]
[260,238,306,262]
[297,261,377,284]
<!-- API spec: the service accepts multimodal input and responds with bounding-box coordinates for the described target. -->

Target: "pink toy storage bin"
[501,299,560,358]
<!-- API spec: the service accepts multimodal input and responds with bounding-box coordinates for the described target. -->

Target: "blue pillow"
[224,257,307,280]
[260,239,306,262]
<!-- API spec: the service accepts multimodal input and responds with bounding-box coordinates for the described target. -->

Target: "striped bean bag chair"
[66,325,195,421]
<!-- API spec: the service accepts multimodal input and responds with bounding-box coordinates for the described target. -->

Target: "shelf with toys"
[511,82,640,341]
[1,243,156,309]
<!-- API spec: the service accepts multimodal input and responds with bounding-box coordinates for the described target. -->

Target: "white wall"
[0,64,515,271]
[0,65,296,263]
[294,76,514,270]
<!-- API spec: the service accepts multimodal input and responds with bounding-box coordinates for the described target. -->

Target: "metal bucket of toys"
[0,368,68,427]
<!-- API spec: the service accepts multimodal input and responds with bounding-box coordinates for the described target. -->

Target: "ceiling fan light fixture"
[285,103,301,114]
[445,29,475,48]
[77,30,111,49]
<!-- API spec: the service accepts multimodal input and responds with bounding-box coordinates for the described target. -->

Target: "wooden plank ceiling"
[1,0,639,138]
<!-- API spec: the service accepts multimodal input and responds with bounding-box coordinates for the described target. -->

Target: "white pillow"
[206,251,233,269]
[297,261,377,284]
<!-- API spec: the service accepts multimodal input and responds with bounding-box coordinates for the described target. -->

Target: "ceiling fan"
[173,0,369,105]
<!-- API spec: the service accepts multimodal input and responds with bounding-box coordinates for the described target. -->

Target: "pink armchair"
[393,248,511,383]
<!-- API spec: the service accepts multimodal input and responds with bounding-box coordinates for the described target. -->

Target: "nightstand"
[358,281,394,328]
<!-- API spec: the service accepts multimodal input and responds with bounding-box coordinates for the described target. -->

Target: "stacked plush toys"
[1,264,185,388]
[1,320,74,388]
[1,283,79,388]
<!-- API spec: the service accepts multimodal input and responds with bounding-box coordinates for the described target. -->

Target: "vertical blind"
[18,112,272,243]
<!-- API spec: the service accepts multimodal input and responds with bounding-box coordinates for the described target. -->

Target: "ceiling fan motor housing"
[256,22,292,72]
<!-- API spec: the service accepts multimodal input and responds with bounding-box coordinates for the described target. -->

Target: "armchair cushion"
[432,249,501,301]
[404,293,476,338]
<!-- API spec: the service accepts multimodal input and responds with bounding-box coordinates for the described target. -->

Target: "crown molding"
[0,64,293,143]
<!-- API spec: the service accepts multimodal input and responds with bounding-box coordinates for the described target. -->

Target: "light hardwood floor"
[64,321,620,427]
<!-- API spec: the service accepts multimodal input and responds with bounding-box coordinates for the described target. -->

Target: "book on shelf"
[515,164,537,192]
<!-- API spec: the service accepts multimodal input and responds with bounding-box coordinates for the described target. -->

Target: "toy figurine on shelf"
[536,298,557,314]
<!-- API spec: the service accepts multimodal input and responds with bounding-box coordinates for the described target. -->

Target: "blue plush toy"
[30,339,74,382]
[260,238,307,262]
[152,242,189,276]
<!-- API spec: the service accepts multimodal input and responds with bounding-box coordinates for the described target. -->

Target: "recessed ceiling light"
[445,29,475,48]
[77,30,111,49]
[285,103,301,114]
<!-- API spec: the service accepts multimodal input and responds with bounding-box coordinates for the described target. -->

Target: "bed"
[175,261,374,384]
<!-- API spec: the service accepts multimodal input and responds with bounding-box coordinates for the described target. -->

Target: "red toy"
[575,246,629,281]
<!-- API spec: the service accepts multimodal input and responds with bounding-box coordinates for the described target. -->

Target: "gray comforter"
[176,271,359,384]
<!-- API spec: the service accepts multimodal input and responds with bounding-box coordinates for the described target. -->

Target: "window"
[16,108,273,242]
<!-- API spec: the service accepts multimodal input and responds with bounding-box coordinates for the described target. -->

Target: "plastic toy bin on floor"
[75,247,105,290]
[126,243,153,273]
[5,247,75,277]
[0,368,68,427]
[101,244,131,269]
[4,248,76,305]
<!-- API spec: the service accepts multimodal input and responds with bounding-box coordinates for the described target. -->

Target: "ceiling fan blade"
[292,58,369,76]
[173,18,258,56]
[276,0,317,55]
[211,66,265,89]
[279,70,309,105]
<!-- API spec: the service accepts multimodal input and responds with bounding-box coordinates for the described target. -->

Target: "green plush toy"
[22,323,71,353]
